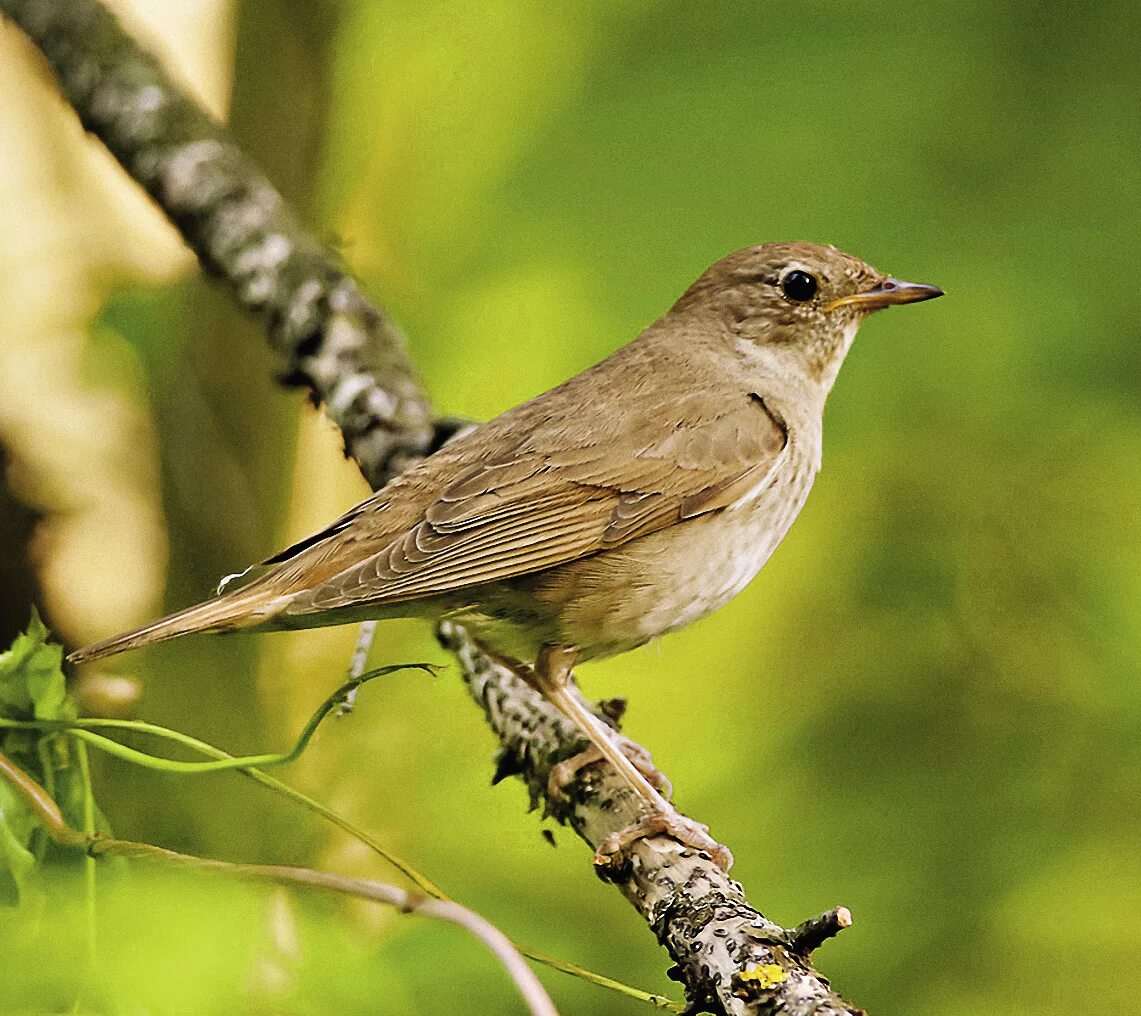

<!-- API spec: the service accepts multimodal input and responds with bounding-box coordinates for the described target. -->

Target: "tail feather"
[67,590,284,665]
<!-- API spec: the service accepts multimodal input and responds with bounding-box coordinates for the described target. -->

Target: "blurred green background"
[1,0,1139,1014]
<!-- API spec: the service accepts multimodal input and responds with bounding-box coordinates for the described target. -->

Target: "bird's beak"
[825,277,944,313]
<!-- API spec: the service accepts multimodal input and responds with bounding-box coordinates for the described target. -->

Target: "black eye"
[781,269,818,302]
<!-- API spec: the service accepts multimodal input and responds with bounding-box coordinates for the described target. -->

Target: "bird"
[70,242,942,868]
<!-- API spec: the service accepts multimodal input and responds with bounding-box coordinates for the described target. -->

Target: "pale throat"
[732,317,859,399]
[814,318,860,394]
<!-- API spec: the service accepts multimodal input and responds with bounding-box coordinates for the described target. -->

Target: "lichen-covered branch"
[0,0,436,490]
[0,2,864,1012]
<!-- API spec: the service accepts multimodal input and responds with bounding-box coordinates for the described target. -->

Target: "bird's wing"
[275,388,788,614]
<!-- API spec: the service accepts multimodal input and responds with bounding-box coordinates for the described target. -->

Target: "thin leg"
[548,740,673,801]
[475,640,733,872]
[533,645,732,872]
[337,620,378,716]
[532,645,670,811]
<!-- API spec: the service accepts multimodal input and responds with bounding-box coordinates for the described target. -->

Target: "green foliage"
[0,626,545,1015]
[0,609,74,723]
[0,775,36,906]
[0,612,93,905]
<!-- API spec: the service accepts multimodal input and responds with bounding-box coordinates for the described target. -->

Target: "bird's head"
[672,242,943,392]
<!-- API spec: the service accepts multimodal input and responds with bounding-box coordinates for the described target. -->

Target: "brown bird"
[71,242,942,867]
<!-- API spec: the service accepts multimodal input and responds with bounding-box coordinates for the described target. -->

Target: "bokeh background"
[1,1,1139,1014]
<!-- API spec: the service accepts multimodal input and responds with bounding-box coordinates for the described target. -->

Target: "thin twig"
[0,749,558,1016]
[1,664,433,775]
[787,907,853,956]
[1,708,449,899]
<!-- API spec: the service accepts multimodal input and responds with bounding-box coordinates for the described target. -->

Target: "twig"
[787,907,853,956]
[0,2,865,1012]
[2,699,448,899]
[1,663,432,774]
[0,748,558,1016]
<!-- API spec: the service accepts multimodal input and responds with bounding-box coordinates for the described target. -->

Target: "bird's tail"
[67,588,287,665]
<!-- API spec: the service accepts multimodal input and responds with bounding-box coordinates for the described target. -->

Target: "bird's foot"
[593,811,734,874]
[548,737,673,802]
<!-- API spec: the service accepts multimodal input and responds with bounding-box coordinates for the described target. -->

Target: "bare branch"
[0,749,559,1016]
[0,2,865,1012]
[787,907,854,957]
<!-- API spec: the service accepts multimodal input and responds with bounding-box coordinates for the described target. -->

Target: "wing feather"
[275,386,788,618]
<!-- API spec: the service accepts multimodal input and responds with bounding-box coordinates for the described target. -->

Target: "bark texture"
[0,1,863,1012]
[0,0,434,490]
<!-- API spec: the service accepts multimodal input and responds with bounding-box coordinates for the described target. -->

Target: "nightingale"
[70,242,942,868]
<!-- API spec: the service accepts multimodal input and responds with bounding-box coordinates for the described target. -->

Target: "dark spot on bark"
[491,747,526,785]
[277,367,314,389]
[360,303,381,327]
[599,697,627,725]
[594,855,632,884]
[295,328,323,359]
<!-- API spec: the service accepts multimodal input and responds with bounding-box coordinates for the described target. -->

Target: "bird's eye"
[781,270,818,302]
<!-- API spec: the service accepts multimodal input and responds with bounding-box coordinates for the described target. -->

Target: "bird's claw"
[548,738,673,801]
[593,812,734,874]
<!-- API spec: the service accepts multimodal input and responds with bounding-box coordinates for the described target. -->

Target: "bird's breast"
[471,442,820,662]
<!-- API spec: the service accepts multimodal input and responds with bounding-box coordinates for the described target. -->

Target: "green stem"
[75,739,98,1013]
[513,948,683,1011]
[1,665,433,775]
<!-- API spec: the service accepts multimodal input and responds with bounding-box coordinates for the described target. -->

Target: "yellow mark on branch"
[738,964,787,989]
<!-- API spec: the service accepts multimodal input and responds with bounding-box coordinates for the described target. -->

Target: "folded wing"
[277,389,788,616]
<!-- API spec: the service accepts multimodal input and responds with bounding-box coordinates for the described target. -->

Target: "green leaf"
[0,612,107,906]
[0,608,75,722]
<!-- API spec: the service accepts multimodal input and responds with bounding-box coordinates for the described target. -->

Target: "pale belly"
[449,458,816,663]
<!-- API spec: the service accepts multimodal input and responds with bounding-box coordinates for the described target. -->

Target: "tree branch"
[0,0,437,490]
[0,2,863,1012]
[0,749,558,1016]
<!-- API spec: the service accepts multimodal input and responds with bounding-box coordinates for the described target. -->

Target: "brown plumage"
[71,242,942,868]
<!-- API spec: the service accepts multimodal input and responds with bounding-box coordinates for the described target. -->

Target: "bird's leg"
[336,620,378,716]
[531,645,670,811]
[548,739,672,802]
[469,641,667,792]
[532,645,733,873]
